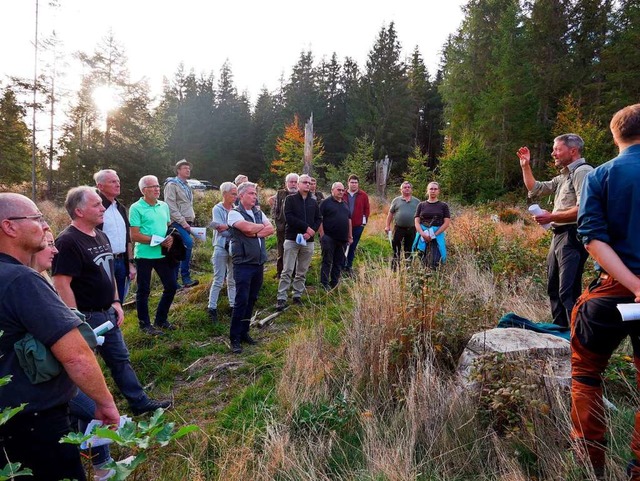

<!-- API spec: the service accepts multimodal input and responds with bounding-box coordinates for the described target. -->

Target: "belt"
[113,253,126,260]
[551,224,577,234]
[81,306,115,314]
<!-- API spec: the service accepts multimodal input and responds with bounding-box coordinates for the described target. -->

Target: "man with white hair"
[207,181,238,323]
[276,174,322,310]
[129,175,179,336]
[269,172,299,278]
[94,168,136,301]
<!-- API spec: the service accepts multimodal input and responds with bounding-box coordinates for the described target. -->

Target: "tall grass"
[212,206,627,480]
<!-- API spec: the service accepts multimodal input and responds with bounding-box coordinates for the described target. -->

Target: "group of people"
[206,172,362,354]
[2,102,640,480]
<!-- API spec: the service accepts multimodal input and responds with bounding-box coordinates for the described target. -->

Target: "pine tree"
[0,87,31,185]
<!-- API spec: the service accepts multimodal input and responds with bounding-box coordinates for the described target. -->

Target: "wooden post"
[303,113,313,175]
[376,155,392,197]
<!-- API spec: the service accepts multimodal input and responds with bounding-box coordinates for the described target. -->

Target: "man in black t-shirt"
[53,186,171,416]
[318,182,353,290]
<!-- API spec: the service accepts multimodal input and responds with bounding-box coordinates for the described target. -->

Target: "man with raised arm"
[571,104,640,480]
[0,193,119,481]
[517,134,593,327]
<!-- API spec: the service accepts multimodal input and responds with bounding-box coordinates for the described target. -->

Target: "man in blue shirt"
[572,104,640,480]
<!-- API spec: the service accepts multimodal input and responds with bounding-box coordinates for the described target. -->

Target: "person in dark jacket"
[227,182,274,353]
[268,172,298,278]
[276,174,322,310]
[95,169,136,302]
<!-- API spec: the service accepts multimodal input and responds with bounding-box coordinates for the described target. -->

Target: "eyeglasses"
[143,185,161,189]
[299,181,311,184]
[6,213,46,224]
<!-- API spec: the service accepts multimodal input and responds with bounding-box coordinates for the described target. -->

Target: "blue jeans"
[230,263,263,341]
[113,257,130,302]
[136,257,179,326]
[80,308,148,409]
[345,225,365,270]
[69,391,111,466]
[171,222,194,284]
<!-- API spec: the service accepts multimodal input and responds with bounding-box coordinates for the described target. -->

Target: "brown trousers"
[571,274,640,477]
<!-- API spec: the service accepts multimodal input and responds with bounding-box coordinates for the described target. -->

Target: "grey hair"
[237,181,257,196]
[331,182,344,190]
[401,181,412,188]
[219,181,236,194]
[285,172,299,182]
[93,169,117,185]
[234,174,248,185]
[555,133,585,154]
[298,174,311,183]
[138,175,158,192]
[65,186,97,219]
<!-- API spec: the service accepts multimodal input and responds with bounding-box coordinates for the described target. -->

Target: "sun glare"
[92,85,119,114]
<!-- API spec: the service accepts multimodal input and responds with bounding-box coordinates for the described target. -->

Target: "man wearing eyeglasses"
[517,134,593,327]
[318,182,353,290]
[275,174,322,310]
[129,175,179,336]
[0,193,119,481]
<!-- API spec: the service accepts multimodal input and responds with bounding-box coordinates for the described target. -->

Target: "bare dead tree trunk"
[31,0,39,201]
[303,113,313,175]
[376,155,392,197]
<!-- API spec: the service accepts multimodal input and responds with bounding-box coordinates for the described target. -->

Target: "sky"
[1,0,466,107]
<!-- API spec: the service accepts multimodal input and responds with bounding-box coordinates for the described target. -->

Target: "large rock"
[456,327,571,389]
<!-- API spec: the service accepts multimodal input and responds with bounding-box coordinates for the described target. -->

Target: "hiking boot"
[155,321,176,331]
[276,299,287,311]
[182,280,199,288]
[208,308,218,323]
[231,340,243,354]
[241,334,257,345]
[292,297,302,305]
[131,398,172,415]
[140,324,163,336]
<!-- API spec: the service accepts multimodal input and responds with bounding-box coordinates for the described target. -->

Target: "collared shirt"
[528,158,592,226]
[129,198,171,259]
[102,201,127,254]
[578,144,640,274]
